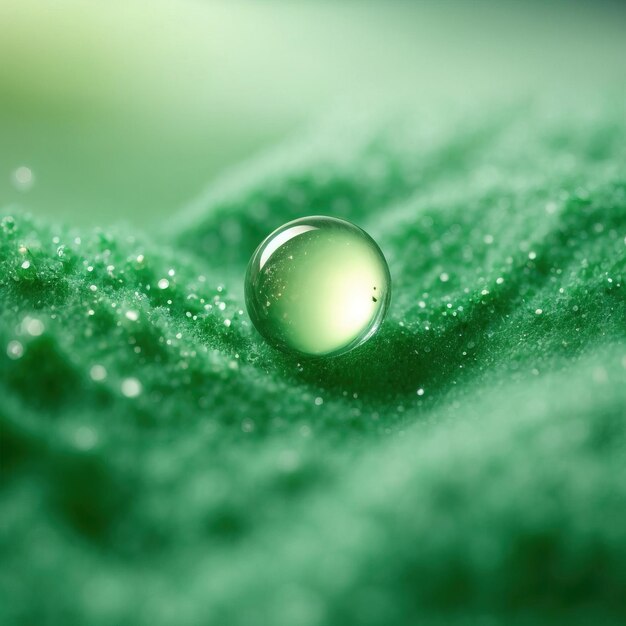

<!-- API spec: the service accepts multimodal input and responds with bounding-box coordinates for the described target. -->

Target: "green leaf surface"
[1,100,626,626]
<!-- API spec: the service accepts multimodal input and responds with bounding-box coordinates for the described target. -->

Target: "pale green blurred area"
[0,0,625,227]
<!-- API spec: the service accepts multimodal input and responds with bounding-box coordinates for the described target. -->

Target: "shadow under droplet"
[272,319,478,403]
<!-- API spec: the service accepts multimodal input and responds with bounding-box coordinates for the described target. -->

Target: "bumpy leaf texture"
[1,100,626,626]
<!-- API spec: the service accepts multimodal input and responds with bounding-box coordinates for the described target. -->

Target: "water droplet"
[121,377,142,398]
[12,166,34,191]
[125,310,139,321]
[245,216,391,357]
[24,317,44,336]
[7,340,24,360]
[158,278,170,290]
[90,364,107,381]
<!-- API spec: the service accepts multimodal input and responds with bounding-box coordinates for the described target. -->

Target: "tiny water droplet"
[121,377,142,398]
[24,317,44,336]
[90,364,107,381]
[7,340,24,360]
[12,166,34,191]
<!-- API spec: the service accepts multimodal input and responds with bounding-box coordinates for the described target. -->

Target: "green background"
[1,2,626,625]
[1,0,625,225]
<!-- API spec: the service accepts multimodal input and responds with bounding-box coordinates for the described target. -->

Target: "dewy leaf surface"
[1,100,626,626]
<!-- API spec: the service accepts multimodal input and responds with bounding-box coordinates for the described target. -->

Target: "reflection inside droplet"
[245,216,391,357]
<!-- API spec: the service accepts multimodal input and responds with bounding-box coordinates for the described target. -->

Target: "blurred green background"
[2,4,626,625]
[0,0,625,227]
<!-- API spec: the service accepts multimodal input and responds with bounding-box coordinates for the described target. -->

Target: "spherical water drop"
[245,216,391,357]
